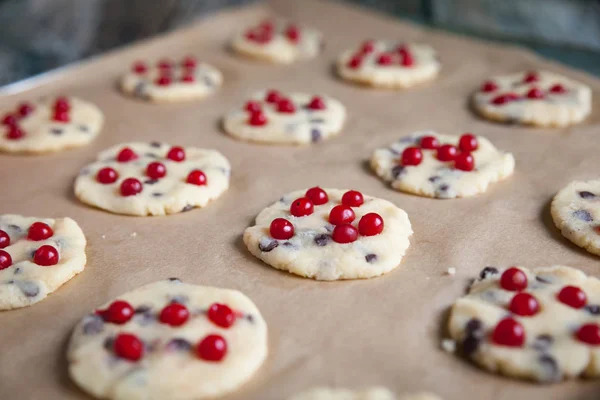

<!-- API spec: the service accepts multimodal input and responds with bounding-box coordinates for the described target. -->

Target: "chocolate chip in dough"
[150,141,162,148]
[168,277,181,282]
[573,210,593,222]
[15,280,39,297]
[50,128,63,135]
[144,179,159,185]
[311,128,322,142]
[578,191,595,199]
[532,334,553,352]
[166,338,192,351]
[539,354,561,382]
[365,254,377,263]
[259,240,279,252]
[181,205,194,212]
[479,266,499,280]
[314,234,329,247]
[585,304,600,315]
[78,125,89,132]
[82,315,104,335]
[391,165,405,179]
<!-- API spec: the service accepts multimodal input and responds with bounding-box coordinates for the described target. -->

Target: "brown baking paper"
[1,1,600,399]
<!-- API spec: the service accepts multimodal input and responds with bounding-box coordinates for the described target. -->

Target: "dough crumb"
[101,234,106,239]
[130,232,137,237]
[441,339,456,353]
[446,267,456,275]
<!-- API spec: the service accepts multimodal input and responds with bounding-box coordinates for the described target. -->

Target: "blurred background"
[0,0,599,86]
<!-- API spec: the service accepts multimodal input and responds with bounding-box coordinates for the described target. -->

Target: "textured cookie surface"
[370,131,515,199]
[74,142,230,216]
[336,40,440,88]
[0,214,86,310]
[243,188,412,280]
[231,19,322,64]
[68,279,268,400]
[551,179,600,256]
[448,265,600,382]
[120,57,222,103]
[0,96,103,154]
[288,387,441,400]
[223,90,346,145]
[472,70,591,127]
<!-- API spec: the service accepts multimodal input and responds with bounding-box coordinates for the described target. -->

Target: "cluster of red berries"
[244,20,300,45]
[0,222,59,270]
[95,146,207,196]
[98,300,236,362]
[480,72,568,106]
[347,40,414,69]
[401,134,477,172]
[246,90,326,127]
[131,57,198,86]
[269,188,384,245]
[2,101,36,140]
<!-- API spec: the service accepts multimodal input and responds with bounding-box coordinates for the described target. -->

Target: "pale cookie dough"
[0,96,103,154]
[223,89,346,145]
[336,40,440,89]
[231,19,322,64]
[370,131,515,199]
[472,70,591,127]
[288,387,442,400]
[448,265,600,382]
[0,214,86,310]
[74,141,230,216]
[68,279,268,400]
[120,57,223,103]
[243,188,412,280]
[551,179,600,256]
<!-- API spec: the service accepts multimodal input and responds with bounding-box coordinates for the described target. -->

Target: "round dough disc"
[288,387,442,400]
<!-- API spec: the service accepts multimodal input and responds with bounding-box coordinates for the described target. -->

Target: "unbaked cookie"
[370,131,515,199]
[0,214,86,310]
[120,57,222,103]
[288,387,442,400]
[74,142,230,216]
[472,70,591,127]
[336,40,440,89]
[0,96,103,154]
[223,89,346,145]
[448,265,600,382]
[243,188,412,280]
[551,179,600,256]
[231,19,322,64]
[68,279,267,400]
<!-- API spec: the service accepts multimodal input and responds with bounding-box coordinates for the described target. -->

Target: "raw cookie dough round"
[120,57,223,103]
[0,96,103,154]
[336,40,440,89]
[448,265,600,382]
[68,279,268,400]
[472,70,591,127]
[370,131,515,199]
[231,19,322,64]
[243,188,412,280]
[74,141,230,216]
[288,387,441,400]
[0,214,86,310]
[223,89,346,145]
[551,179,600,256]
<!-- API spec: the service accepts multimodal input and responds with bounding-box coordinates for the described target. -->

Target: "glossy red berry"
[265,90,282,103]
[401,147,423,166]
[182,56,197,68]
[102,300,135,324]
[437,144,457,162]
[307,96,326,110]
[277,98,296,113]
[158,59,172,69]
[557,285,587,309]
[28,222,53,241]
[117,147,138,162]
[361,40,375,54]
[454,152,474,172]
[342,190,364,207]
[53,110,70,123]
[576,323,600,345]
[523,72,539,83]
[347,56,362,69]
[492,317,525,347]
[120,178,143,196]
[290,197,314,217]
[113,333,144,361]
[328,205,355,225]
[492,93,519,105]
[132,61,147,74]
[187,170,207,186]
[285,24,300,43]
[54,97,70,112]
[2,114,17,126]
[33,245,59,266]
[377,53,393,65]
[0,230,9,249]
[208,303,236,328]
[358,213,384,236]
[97,167,119,184]
[18,102,35,117]
[181,73,195,83]
[6,126,24,140]
[248,110,268,126]
[146,162,167,179]
[156,76,172,86]
[500,267,528,291]
[0,250,12,270]
[332,224,359,244]
[526,88,545,99]
[420,136,439,149]
[549,84,567,94]
[197,334,227,361]
[458,134,478,152]
[270,218,294,240]
[400,51,414,67]
[481,81,498,92]
[509,293,540,316]
[245,101,262,113]
[305,187,328,205]
[159,303,189,327]
[167,146,186,162]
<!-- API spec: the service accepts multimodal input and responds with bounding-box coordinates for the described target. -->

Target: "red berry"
[492,93,519,105]
[307,96,326,110]
[33,245,59,266]
[454,152,474,172]
[208,303,236,328]
[342,190,364,207]
[328,205,355,225]
[182,56,197,68]
[18,102,35,117]
[132,61,147,74]
[167,146,186,162]
[248,110,268,126]
[117,147,138,162]
[6,126,24,140]
[0,230,9,249]
[2,114,17,126]
[181,73,195,83]
[458,134,478,152]
[377,53,393,65]
[481,81,498,92]
[120,178,143,196]
[265,90,282,103]
[270,218,294,240]
[54,97,70,112]
[549,84,567,94]
[290,197,314,217]
[492,317,525,347]
[187,170,207,186]
[523,72,539,83]
[146,162,167,179]
[102,300,135,324]
[159,303,189,327]
[437,144,457,162]
[158,59,172,69]
[197,334,227,362]
[285,24,300,43]
[509,293,539,316]
[258,20,274,32]
[53,110,70,123]
[245,101,262,113]
[500,267,528,291]
[361,40,375,54]
[576,323,600,345]
[97,167,119,184]
[113,333,144,361]
[347,56,362,69]
[305,187,328,205]
[401,147,423,166]
[526,88,545,99]
[358,213,384,236]
[400,51,414,67]
[332,224,359,244]
[277,98,296,113]
[557,285,587,309]
[156,76,172,86]
[420,136,439,149]
[28,222,53,241]
[0,250,12,270]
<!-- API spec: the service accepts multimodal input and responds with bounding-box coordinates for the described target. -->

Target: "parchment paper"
[1,1,600,399]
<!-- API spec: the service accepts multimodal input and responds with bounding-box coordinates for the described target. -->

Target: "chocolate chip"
[535,275,552,284]
[79,168,91,176]
[391,165,405,179]
[135,310,155,326]
[462,335,480,356]
[150,142,162,148]
[539,354,560,382]
[246,314,255,323]
[573,210,593,222]
[428,176,440,183]
[439,184,449,192]
[168,277,181,282]
[13,267,21,275]
[50,128,63,135]
[82,315,104,335]
[462,318,484,356]
[181,205,194,212]
[15,280,39,297]
[8,224,21,232]
[314,234,329,247]
[78,125,89,132]
[259,240,279,252]
[309,118,325,123]
[134,82,148,97]
[166,338,192,351]
[585,304,600,315]
[152,192,163,197]
[479,266,499,280]
[170,295,188,304]
[532,334,553,351]
[144,152,157,158]
[144,179,158,185]
[203,76,214,87]
[578,191,595,199]
[103,337,115,350]
[134,305,151,314]
[311,128,321,142]
[399,136,416,144]
[465,318,484,337]
[324,224,334,233]
[365,254,377,263]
